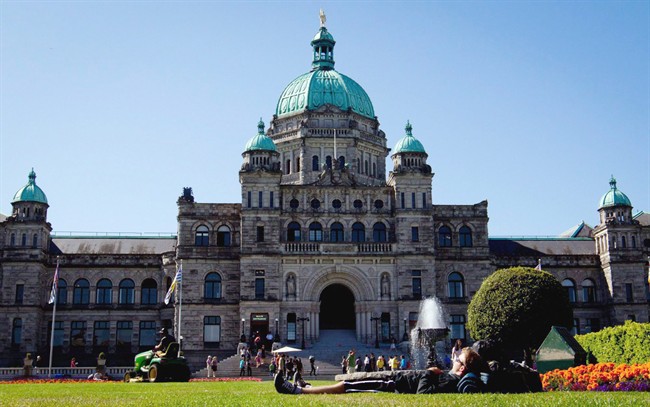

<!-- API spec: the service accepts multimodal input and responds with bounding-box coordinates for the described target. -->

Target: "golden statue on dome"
[319,9,326,27]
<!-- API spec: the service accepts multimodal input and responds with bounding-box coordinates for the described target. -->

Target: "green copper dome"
[393,121,426,154]
[244,119,277,152]
[599,176,631,209]
[12,169,48,204]
[275,26,375,119]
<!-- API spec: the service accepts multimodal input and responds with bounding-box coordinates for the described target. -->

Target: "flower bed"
[541,362,650,391]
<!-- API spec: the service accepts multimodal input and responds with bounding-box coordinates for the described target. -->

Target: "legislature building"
[1,20,649,367]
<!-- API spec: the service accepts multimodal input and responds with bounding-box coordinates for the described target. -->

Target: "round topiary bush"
[467,266,573,361]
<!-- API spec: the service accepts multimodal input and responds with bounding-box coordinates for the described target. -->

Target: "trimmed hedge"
[467,267,573,357]
[575,321,650,364]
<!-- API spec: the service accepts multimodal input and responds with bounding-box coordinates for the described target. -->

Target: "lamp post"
[241,318,246,342]
[297,316,309,349]
[402,317,409,342]
[370,316,380,348]
[274,318,279,342]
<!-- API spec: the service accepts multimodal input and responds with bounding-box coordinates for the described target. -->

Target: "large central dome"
[275,26,375,119]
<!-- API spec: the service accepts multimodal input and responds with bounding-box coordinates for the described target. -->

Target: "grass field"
[0,380,648,406]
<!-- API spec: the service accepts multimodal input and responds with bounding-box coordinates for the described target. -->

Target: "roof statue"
[319,9,326,27]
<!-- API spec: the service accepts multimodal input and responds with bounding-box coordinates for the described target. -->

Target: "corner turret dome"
[275,19,375,119]
[599,176,631,209]
[12,169,48,204]
[244,119,277,152]
[393,121,426,154]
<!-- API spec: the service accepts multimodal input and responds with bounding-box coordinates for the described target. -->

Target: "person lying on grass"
[275,347,484,394]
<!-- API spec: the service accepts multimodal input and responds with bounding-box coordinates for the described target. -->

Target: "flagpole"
[48,257,59,378]
[178,260,183,353]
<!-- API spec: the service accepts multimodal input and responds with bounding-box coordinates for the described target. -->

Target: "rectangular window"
[450,315,466,340]
[48,321,64,347]
[571,318,580,336]
[117,321,133,348]
[408,312,418,332]
[411,227,419,242]
[139,321,157,348]
[422,192,427,208]
[93,321,110,347]
[412,270,422,299]
[584,318,600,334]
[380,312,390,341]
[255,278,265,300]
[204,316,221,347]
[247,191,252,208]
[411,192,416,208]
[400,192,405,209]
[15,284,24,305]
[257,226,265,242]
[625,283,633,302]
[270,191,274,208]
[287,313,296,342]
[71,321,86,347]
[258,191,263,208]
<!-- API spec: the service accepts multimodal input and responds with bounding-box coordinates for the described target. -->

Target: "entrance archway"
[319,284,355,329]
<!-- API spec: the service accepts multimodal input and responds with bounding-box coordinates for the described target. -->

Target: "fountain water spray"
[409,297,449,369]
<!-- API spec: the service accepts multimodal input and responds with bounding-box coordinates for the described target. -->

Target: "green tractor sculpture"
[124,342,191,382]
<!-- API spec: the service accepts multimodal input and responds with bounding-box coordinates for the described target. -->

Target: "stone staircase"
[193,329,407,380]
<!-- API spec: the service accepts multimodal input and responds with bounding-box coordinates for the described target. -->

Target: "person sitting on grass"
[275,347,484,395]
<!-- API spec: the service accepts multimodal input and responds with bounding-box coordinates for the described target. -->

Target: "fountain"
[409,297,449,369]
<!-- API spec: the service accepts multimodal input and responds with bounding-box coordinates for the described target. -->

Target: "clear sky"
[1,1,648,237]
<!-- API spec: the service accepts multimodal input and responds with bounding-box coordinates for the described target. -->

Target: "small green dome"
[599,176,631,209]
[275,26,375,119]
[12,169,48,204]
[393,121,426,154]
[244,119,277,152]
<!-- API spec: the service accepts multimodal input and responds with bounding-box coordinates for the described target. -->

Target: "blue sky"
[1,1,648,237]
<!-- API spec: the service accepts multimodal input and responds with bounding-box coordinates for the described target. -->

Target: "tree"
[467,267,572,363]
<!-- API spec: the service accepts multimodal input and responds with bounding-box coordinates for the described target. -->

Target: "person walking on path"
[309,355,316,376]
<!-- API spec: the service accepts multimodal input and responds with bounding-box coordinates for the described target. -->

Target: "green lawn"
[0,380,648,406]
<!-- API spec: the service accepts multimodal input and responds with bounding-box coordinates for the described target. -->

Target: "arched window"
[448,272,464,298]
[312,155,319,171]
[372,162,376,177]
[582,279,596,303]
[438,226,452,247]
[339,156,346,168]
[326,156,332,169]
[353,199,363,209]
[73,279,90,305]
[205,273,222,300]
[374,200,384,209]
[621,236,627,248]
[309,222,323,242]
[21,234,27,246]
[32,234,38,248]
[352,222,366,242]
[217,225,231,247]
[118,279,135,305]
[311,199,321,209]
[364,160,369,174]
[332,199,342,209]
[96,279,112,304]
[289,199,299,209]
[287,222,301,242]
[286,159,291,174]
[141,279,158,305]
[57,279,68,305]
[459,226,473,247]
[195,225,209,246]
[12,318,22,346]
[373,222,387,242]
[10,233,15,246]
[562,279,576,303]
[295,157,300,172]
[330,222,344,242]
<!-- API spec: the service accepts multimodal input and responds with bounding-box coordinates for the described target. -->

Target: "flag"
[164,265,182,305]
[48,262,59,304]
[535,259,542,271]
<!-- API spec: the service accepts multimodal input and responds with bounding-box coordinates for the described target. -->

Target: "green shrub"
[575,320,650,364]
[467,267,573,361]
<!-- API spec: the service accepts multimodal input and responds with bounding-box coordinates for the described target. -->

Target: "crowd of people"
[340,350,410,374]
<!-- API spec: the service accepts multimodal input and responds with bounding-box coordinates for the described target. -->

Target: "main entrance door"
[319,284,355,329]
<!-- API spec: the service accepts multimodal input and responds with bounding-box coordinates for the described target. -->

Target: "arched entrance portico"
[319,284,355,329]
